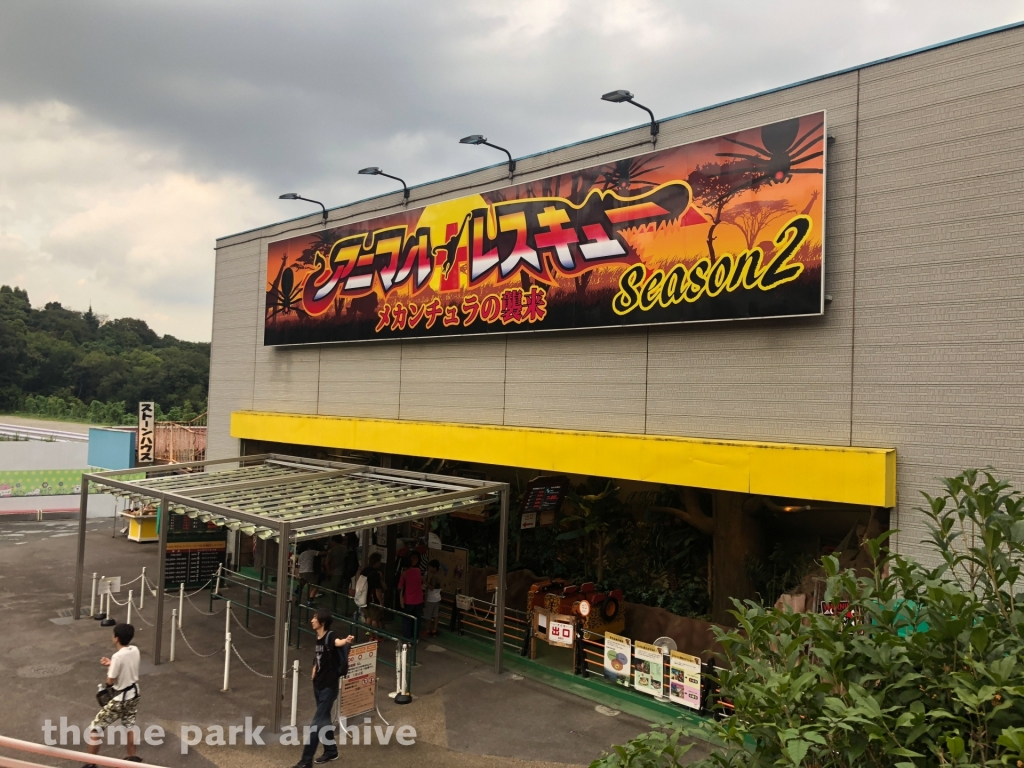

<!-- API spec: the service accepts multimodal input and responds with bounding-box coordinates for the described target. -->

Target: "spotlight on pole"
[278,193,328,224]
[357,167,410,204]
[459,135,516,178]
[601,89,659,142]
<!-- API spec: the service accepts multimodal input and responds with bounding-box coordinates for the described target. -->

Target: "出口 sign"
[264,113,826,345]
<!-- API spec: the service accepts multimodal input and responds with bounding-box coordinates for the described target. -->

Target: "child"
[422,559,443,637]
[83,623,141,766]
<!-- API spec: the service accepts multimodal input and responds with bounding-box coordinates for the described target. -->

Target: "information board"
[633,640,665,698]
[164,540,226,587]
[340,641,378,719]
[669,650,702,710]
[521,476,569,515]
[603,632,631,687]
[429,544,468,595]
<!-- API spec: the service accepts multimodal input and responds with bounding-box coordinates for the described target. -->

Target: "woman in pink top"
[397,552,424,639]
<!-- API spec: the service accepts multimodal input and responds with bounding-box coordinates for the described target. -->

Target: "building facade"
[208,22,1024,606]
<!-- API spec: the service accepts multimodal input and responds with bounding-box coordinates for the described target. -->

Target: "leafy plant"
[592,470,1024,768]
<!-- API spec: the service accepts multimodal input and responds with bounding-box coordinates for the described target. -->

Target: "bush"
[18,393,135,425]
[592,470,1024,768]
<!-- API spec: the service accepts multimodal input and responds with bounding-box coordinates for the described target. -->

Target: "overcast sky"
[2,1,1022,341]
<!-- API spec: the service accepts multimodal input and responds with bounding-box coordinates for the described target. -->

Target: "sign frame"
[137,401,155,465]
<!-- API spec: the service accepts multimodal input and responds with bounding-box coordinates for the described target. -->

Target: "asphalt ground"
[0,519,712,767]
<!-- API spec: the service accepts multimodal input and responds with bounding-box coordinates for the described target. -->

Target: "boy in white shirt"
[83,623,141,766]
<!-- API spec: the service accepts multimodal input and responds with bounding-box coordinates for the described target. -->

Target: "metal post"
[152,494,169,665]
[290,659,300,728]
[73,475,91,619]
[178,583,184,629]
[89,573,97,618]
[225,600,231,638]
[140,567,146,610]
[494,484,510,674]
[271,523,291,733]
[215,563,223,596]
[169,609,177,662]
[127,589,133,625]
[395,643,411,704]
[222,631,232,692]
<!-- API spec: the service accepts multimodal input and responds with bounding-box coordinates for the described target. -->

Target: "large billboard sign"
[264,112,825,345]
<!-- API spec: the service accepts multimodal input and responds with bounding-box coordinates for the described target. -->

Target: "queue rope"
[231,609,275,639]
[176,625,222,658]
[107,593,130,607]
[231,643,273,678]
[186,593,222,616]
[129,596,154,627]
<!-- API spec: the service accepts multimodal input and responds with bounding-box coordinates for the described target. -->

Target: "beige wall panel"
[318,343,402,419]
[207,238,261,460]
[398,337,506,424]
[852,28,1024,566]
[503,329,648,433]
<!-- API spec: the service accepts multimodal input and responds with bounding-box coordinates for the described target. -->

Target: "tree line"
[0,285,209,424]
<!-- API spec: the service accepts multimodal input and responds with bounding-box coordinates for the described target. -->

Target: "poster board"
[340,641,378,719]
[429,544,468,595]
[669,650,702,710]
[633,640,664,698]
[603,632,631,687]
[164,540,226,587]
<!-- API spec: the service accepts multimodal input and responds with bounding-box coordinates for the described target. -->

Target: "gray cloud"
[1,0,1022,339]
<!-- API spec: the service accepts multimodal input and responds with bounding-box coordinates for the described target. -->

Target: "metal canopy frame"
[73,453,510,732]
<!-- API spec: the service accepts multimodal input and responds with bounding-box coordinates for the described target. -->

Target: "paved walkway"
[0,520,711,767]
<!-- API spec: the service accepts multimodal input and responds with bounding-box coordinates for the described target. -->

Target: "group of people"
[295,534,361,606]
[350,549,443,641]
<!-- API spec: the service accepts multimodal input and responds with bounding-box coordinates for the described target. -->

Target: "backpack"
[326,631,350,679]
[353,573,369,608]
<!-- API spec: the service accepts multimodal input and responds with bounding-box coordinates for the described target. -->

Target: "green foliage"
[592,470,1024,768]
[0,285,209,416]
[745,542,817,607]
[437,473,711,618]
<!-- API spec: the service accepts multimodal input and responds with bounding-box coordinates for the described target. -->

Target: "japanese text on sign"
[137,401,155,465]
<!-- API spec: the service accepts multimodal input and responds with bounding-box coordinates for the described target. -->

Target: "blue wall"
[87,428,136,470]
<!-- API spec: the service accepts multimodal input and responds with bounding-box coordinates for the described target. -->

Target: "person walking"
[397,552,424,640]
[292,608,354,768]
[82,623,141,766]
[296,544,319,605]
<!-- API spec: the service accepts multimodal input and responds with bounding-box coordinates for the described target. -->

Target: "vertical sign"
[603,632,631,687]
[340,641,378,719]
[633,640,665,697]
[669,650,702,710]
[137,401,155,465]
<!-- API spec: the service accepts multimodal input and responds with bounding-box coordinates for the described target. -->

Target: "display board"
[164,540,226,586]
[633,640,665,697]
[603,632,631,687]
[429,544,468,595]
[669,650,702,710]
[340,640,378,719]
[137,402,155,464]
[265,113,825,346]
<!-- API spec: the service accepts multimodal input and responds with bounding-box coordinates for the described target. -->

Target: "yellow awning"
[231,411,895,507]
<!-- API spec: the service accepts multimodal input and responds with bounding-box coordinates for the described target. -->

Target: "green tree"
[593,469,1024,768]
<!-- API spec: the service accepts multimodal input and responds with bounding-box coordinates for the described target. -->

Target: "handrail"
[0,735,167,768]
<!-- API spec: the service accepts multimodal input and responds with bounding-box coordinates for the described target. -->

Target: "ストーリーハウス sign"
[264,113,825,345]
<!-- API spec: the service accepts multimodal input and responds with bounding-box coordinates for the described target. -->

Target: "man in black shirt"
[293,608,354,768]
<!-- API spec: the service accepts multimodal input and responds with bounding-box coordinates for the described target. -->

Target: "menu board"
[669,650,702,710]
[340,641,378,718]
[164,540,226,587]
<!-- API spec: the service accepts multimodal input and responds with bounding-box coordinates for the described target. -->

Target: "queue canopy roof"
[88,454,503,542]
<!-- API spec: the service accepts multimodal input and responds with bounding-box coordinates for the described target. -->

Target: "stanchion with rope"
[89,572,98,618]
[178,583,184,629]
[139,566,147,609]
[101,592,116,627]
[126,589,133,625]
[93,574,107,621]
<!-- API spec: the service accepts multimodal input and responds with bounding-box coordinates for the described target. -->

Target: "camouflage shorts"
[88,694,140,731]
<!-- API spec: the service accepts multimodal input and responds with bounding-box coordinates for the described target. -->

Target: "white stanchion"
[178,583,184,629]
[215,563,223,596]
[395,643,412,704]
[127,589,133,625]
[170,609,177,662]
[101,592,116,627]
[140,567,147,609]
[282,623,289,681]
[222,631,232,691]
[89,572,98,617]
[290,659,300,727]
[224,600,231,639]
[391,645,402,698]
